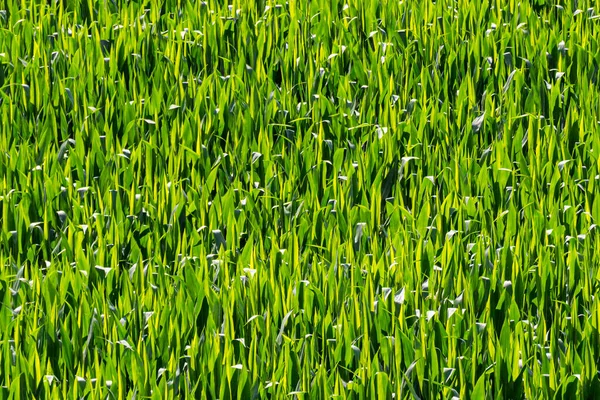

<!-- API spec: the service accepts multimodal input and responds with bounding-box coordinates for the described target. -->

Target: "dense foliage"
[1,0,600,398]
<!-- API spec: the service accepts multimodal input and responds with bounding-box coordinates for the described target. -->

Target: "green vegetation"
[1,0,600,398]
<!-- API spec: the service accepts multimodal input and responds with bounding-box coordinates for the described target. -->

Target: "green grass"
[1,0,600,398]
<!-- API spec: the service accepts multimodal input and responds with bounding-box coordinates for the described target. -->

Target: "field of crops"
[1,0,600,398]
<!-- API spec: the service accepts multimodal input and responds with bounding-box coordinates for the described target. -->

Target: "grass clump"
[1,0,600,398]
